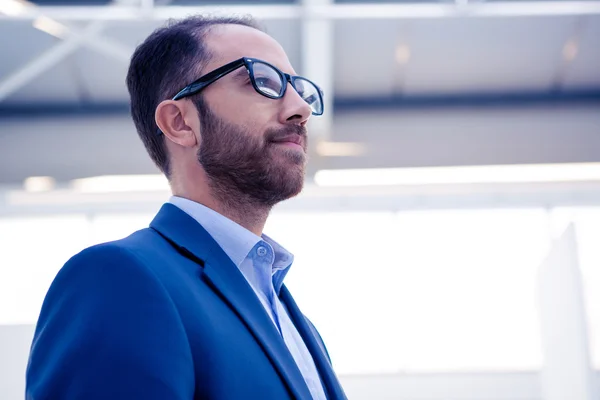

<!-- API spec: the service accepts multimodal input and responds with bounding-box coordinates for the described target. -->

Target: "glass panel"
[550,207,600,369]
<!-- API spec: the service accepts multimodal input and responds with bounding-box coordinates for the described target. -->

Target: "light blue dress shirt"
[169,196,327,400]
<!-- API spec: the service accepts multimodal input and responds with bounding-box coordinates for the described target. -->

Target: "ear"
[155,100,199,148]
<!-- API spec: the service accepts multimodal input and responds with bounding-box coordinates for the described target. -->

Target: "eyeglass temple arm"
[172,58,246,100]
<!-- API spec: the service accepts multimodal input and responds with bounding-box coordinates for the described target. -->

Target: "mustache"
[264,125,307,143]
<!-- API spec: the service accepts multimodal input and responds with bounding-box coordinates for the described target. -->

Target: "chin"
[272,169,305,202]
[270,143,306,164]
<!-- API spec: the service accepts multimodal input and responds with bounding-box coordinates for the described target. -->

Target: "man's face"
[196,98,308,207]
[193,24,313,206]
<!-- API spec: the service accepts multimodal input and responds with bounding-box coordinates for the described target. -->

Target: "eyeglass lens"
[251,62,323,115]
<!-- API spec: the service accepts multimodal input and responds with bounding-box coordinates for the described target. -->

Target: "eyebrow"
[230,68,249,81]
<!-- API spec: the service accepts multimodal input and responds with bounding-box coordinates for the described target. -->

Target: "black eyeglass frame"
[171,57,324,115]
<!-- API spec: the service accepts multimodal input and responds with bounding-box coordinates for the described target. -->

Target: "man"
[26,14,347,400]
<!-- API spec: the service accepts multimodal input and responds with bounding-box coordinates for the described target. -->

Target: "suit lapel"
[280,285,348,400]
[202,262,313,400]
[150,204,313,400]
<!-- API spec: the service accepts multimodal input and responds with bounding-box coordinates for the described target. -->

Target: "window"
[89,213,155,245]
[0,215,90,324]
[266,208,550,374]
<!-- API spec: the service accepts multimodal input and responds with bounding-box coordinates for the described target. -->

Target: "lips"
[270,135,306,150]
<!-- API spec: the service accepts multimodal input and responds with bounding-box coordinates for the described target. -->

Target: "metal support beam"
[0,21,107,102]
[140,0,155,19]
[552,16,587,91]
[301,0,334,175]
[302,0,334,142]
[0,4,302,21]
[0,0,136,103]
[2,2,600,21]
[78,32,133,63]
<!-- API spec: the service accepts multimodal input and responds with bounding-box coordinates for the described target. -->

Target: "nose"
[279,82,312,126]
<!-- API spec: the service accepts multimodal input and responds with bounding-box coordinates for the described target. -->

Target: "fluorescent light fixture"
[33,15,69,39]
[466,1,600,17]
[23,176,55,192]
[562,39,579,61]
[314,163,600,187]
[311,2,600,19]
[316,141,366,157]
[395,45,411,65]
[0,0,27,16]
[71,174,169,193]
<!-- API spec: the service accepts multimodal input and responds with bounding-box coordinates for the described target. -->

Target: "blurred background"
[1,0,600,399]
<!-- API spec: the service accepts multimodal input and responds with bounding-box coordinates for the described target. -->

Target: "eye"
[253,76,280,96]
[255,76,277,87]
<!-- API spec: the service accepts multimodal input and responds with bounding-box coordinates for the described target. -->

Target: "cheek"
[229,89,279,123]
[210,88,278,133]
[237,113,271,141]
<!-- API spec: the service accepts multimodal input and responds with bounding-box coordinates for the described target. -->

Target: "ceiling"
[0,0,599,110]
[0,0,599,185]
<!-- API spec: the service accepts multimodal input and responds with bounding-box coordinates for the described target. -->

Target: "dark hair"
[126,15,263,177]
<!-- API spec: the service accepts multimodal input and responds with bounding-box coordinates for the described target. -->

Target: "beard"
[195,100,308,209]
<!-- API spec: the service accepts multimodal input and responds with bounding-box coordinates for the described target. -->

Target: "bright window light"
[70,174,169,193]
[90,213,156,244]
[316,141,366,157]
[23,176,55,192]
[0,0,27,17]
[266,208,548,374]
[314,163,600,187]
[0,215,91,325]
[32,16,69,39]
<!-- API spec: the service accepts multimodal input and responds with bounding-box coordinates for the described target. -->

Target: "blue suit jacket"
[26,204,347,399]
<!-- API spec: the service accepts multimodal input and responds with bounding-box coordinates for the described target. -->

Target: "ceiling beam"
[0,21,109,102]
[0,18,134,102]
[2,2,600,21]
[301,0,334,173]
[302,0,333,142]
[0,0,136,103]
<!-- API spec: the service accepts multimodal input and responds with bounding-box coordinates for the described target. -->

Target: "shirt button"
[257,246,268,257]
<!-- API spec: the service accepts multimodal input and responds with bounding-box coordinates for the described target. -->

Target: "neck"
[206,186,271,237]
[171,177,270,237]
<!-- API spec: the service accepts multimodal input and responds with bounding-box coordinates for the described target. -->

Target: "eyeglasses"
[171,57,324,116]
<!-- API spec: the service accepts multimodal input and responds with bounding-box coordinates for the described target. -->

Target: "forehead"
[203,24,296,75]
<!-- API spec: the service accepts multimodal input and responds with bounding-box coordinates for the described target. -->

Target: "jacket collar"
[149,203,313,400]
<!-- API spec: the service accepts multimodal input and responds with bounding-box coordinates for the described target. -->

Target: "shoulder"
[63,227,170,273]
[47,228,174,307]
[27,234,196,400]
[59,230,155,278]
[34,229,188,347]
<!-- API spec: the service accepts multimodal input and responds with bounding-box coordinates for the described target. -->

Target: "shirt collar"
[168,196,294,290]
[262,233,294,292]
